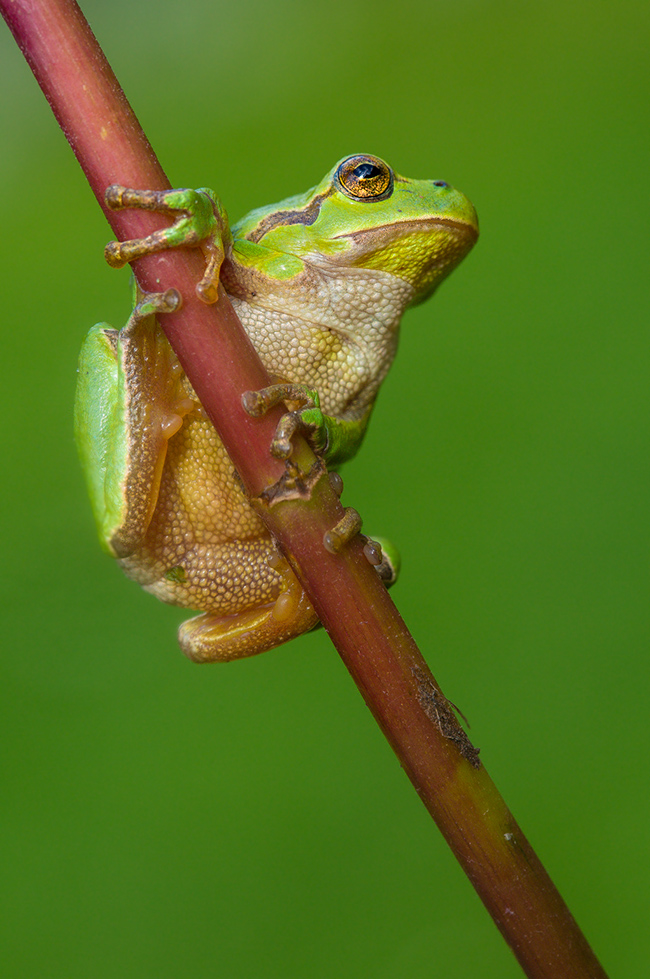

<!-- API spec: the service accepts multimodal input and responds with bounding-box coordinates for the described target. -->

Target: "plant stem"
[2,2,609,975]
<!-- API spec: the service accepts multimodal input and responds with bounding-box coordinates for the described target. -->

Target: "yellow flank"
[119,403,280,616]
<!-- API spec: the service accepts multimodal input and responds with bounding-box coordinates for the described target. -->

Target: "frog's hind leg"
[178,556,319,663]
[74,289,194,558]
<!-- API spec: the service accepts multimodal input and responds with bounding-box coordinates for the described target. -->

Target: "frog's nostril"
[433,180,449,188]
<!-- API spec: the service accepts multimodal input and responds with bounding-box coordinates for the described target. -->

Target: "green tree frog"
[74,154,478,663]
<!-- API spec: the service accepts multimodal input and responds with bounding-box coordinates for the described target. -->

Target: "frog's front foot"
[242,382,326,459]
[104,185,228,304]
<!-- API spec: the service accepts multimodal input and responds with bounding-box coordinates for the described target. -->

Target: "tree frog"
[74,154,478,663]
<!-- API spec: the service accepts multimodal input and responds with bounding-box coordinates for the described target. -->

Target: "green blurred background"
[1,1,648,975]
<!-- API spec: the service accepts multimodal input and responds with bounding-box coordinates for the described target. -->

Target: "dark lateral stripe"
[246,186,336,243]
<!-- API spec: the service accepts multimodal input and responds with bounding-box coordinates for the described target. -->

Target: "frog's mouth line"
[337,216,479,244]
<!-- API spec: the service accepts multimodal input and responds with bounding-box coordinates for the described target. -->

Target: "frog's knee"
[178,556,318,663]
[178,587,318,663]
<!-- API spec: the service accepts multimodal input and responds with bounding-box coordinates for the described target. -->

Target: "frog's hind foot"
[322,507,400,587]
[362,535,401,586]
[179,560,319,663]
[323,507,363,554]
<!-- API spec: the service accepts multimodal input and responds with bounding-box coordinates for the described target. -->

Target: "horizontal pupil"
[353,164,381,180]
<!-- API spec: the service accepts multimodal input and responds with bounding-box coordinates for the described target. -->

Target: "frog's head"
[233,154,479,304]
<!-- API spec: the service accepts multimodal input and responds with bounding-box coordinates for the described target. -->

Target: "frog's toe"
[323,507,363,554]
[363,536,401,586]
[130,288,182,323]
[242,383,323,459]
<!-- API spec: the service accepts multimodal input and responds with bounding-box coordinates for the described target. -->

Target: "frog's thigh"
[179,559,319,663]
[75,315,190,557]
[75,324,129,551]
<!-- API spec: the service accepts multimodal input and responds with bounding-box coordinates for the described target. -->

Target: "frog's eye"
[335,155,394,202]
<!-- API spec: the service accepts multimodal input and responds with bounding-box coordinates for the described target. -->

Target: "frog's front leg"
[104,185,231,304]
[74,290,195,558]
[177,551,319,663]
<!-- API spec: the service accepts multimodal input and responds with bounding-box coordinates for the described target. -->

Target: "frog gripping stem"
[323,507,363,554]
[242,383,323,459]
[1,1,610,974]
[104,184,225,304]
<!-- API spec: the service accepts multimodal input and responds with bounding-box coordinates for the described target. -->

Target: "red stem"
[2,2,609,976]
